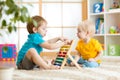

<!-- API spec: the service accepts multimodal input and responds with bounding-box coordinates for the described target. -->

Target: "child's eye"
[43,28,46,30]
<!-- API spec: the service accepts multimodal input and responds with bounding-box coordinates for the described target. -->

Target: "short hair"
[27,16,47,34]
[78,20,95,37]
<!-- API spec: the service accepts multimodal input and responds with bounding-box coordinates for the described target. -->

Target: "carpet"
[13,57,120,80]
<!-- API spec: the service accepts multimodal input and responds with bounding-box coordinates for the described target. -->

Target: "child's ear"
[86,31,91,36]
[86,31,89,35]
[33,27,37,33]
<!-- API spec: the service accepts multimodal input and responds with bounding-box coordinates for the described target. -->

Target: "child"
[67,20,103,68]
[17,15,69,70]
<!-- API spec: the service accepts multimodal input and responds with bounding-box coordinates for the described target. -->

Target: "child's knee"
[26,48,38,59]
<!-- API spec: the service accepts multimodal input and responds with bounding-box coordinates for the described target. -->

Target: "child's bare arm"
[40,37,71,50]
[40,41,65,50]
[47,37,60,43]
[47,37,69,43]
[88,50,103,62]
[94,50,103,61]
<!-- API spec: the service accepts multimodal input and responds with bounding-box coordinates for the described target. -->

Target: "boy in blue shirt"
[17,15,69,70]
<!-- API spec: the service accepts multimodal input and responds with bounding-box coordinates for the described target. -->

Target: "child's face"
[77,28,87,39]
[37,22,47,37]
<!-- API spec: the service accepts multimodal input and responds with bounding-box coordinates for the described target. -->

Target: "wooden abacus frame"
[54,40,82,70]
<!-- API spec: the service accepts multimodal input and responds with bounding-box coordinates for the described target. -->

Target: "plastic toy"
[0,44,17,61]
[109,26,116,34]
[54,40,81,70]
[112,0,120,8]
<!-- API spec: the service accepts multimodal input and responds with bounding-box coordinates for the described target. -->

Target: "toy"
[54,40,81,70]
[93,3,103,13]
[112,0,120,8]
[116,23,120,33]
[0,44,17,61]
[102,4,104,12]
[109,26,116,34]
[108,44,120,56]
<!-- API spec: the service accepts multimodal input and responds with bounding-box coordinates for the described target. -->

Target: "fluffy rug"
[13,57,120,80]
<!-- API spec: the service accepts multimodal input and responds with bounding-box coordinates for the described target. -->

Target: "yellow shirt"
[76,38,103,63]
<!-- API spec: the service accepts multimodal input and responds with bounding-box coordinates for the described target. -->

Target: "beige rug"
[13,57,120,80]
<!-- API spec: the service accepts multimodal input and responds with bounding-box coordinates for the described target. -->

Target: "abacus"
[54,40,82,69]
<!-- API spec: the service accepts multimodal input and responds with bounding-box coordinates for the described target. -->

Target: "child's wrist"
[94,58,98,61]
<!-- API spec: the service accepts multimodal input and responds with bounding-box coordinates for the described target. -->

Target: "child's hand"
[63,39,72,45]
[59,37,71,45]
[51,59,55,64]
[88,58,95,62]
[67,40,73,45]
[49,65,60,69]
[59,37,68,42]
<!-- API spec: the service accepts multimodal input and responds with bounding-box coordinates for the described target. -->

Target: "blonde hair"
[27,16,47,34]
[78,20,95,37]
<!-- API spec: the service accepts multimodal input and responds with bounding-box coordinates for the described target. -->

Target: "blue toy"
[93,3,103,13]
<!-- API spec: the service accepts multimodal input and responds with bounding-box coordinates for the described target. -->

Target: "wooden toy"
[54,40,82,70]
[0,44,17,61]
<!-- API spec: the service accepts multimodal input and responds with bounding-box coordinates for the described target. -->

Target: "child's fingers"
[64,40,72,45]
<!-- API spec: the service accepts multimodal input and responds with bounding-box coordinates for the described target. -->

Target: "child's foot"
[79,64,83,67]
[49,65,60,69]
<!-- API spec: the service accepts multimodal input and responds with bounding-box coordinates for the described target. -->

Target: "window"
[15,0,83,51]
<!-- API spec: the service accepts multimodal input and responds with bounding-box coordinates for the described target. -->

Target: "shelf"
[108,8,120,13]
[89,12,104,16]
[94,34,104,36]
[106,34,120,36]
[105,11,120,14]
[88,0,120,56]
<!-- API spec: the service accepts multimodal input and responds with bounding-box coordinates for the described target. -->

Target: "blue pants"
[67,57,100,68]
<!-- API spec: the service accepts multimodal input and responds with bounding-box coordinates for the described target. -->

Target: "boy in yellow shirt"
[68,20,103,68]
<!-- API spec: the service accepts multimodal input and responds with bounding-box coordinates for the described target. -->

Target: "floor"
[13,57,120,80]
[0,56,120,80]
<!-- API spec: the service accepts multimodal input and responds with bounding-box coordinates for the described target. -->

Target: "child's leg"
[67,56,75,64]
[26,48,59,69]
[77,58,99,68]
[17,55,36,70]
[82,61,99,68]
[77,57,87,64]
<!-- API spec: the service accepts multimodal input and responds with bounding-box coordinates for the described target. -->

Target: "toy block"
[93,3,103,13]
[54,40,82,70]
[108,44,120,56]
[0,44,17,61]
